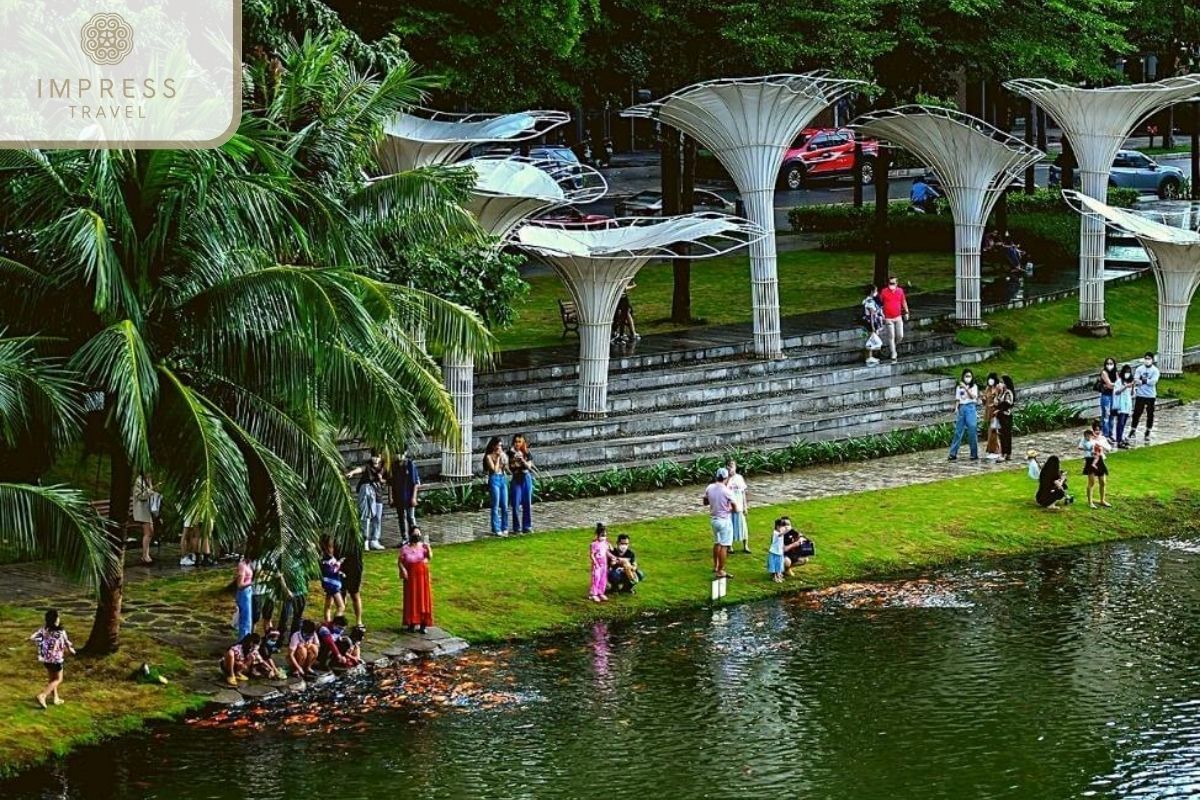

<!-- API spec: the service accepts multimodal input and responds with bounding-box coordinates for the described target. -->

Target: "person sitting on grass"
[31,609,75,709]
[607,534,644,594]
[287,620,320,678]
[221,633,264,687]
[1035,455,1073,510]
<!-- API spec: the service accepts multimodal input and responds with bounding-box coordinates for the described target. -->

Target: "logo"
[80,13,134,66]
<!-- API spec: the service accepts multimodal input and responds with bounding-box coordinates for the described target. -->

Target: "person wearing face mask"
[948,368,980,461]
[1097,357,1118,439]
[346,449,387,550]
[607,533,644,594]
[1129,352,1160,442]
[982,372,1002,460]
[1112,364,1135,449]
[878,275,910,362]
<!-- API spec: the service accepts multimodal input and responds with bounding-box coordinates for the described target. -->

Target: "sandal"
[36,693,47,709]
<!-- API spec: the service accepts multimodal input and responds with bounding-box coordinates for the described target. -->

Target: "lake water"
[7,535,1200,799]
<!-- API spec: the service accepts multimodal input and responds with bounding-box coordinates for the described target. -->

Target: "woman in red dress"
[397,529,434,634]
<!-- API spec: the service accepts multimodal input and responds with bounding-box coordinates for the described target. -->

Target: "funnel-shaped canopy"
[378,107,571,172]
[463,155,608,240]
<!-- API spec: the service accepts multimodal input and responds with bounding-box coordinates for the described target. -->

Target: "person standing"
[996,375,1016,461]
[275,564,308,639]
[1098,357,1118,439]
[1129,352,1160,442]
[483,437,510,536]
[31,609,75,709]
[508,434,535,534]
[703,468,738,579]
[341,542,365,630]
[588,523,611,603]
[862,284,884,365]
[347,450,386,551]
[947,369,980,461]
[1113,364,1135,449]
[1081,428,1112,509]
[726,459,750,554]
[878,275,909,362]
[235,556,254,640]
[131,473,155,565]
[982,372,1002,460]
[397,529,434,634]
[389,448,421,542]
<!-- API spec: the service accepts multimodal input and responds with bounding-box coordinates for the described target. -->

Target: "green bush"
[417,399,1081,515]
[990,335,1019,353]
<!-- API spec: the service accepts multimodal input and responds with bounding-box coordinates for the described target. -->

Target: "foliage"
[419,399,1082,514]
[393,241,529,331]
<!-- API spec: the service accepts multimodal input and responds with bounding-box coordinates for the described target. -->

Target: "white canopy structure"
[377,107,571,172]
[436,156,608,478]
[852,106,1044,327]
[514,214,767,415]
[622,73,867,359]
[1064,191,1200,377]
[1005,76,1200,333]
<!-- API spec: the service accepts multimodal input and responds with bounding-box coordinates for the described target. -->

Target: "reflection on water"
[7,535,1200,799]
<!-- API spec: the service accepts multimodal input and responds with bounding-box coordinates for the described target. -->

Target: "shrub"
[990,335,1019,353]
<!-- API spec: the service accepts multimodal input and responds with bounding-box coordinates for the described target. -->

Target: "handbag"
[989,417,1001,431]
[797,538,815,558]
[148,492,163,517]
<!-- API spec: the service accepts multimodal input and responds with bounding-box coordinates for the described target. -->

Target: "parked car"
[778,128,879,190]
[535,205,610,225]
[472,144,585,188]
[613,188,736,216]
[1048,149,1184,199]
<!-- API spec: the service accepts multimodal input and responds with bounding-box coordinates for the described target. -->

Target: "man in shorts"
[878,275,910,362]
[341,544,365,630]
[702,468,739,579]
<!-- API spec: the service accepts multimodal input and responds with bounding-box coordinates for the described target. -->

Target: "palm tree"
[0,38,491,653]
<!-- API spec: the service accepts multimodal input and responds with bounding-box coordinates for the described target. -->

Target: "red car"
[536,205,610,225]
[778,128,879,190]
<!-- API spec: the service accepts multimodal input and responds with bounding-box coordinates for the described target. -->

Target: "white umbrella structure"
[622,73,867,359]
[852,106,1044,326]
[436,156,607,478]
[1005,76,1200,334]
[1064,191,1200,377]
[514,214,767,415]
[377,107,571,173]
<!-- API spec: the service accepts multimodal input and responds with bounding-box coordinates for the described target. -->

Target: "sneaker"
[179,554,196,567]
[369,541,385,551]
[865,357,880,365]
[1144,431,1152,440]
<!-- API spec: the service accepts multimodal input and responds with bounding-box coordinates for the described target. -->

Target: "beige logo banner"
[0,1,241,149]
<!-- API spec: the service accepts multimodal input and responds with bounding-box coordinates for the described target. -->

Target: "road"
[579,155,1191,231]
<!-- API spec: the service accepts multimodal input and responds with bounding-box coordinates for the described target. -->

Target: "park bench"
[559,299,579,339]
[88,499,163,552]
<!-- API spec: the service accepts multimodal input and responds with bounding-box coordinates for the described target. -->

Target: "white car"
[613,188,736,216]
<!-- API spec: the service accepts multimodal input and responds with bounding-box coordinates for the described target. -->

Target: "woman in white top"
[947,369,980,461]
[1112,364,1135,449]
[726,459,750,554]
[131,473,155,565]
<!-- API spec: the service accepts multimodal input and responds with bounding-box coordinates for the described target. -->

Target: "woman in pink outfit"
[589,524,611,602]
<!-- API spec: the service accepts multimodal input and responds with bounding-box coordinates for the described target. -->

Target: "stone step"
[473,331,963,417]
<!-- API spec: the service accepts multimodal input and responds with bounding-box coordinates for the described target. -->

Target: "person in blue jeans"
[948,368,980,461]
[482,436,509,535]
[346,450,386,550]
[508,433,535,534]
[1097,357,1117,438]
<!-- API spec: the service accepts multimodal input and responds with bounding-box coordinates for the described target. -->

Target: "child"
[221,633,263,687]
[319,537,346,622]
[31,609,75,709]
[767,519,787,583]
[287,619,320,678]
[1081,428,1111,509]
[589,523,611,603]
[317,616,355,669]
[1026,449,1041,480]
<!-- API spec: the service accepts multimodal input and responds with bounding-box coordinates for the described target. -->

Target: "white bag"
[148,491,163,517]
[865,332,883,350]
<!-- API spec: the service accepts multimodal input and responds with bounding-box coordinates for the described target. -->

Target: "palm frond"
[69,321,157,470]
[0,333,82,453]
[0,483,112,588]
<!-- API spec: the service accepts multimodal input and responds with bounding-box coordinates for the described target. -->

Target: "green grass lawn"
[9,437,1200,773]
[494,249,954,351]
[956,277,1200,401]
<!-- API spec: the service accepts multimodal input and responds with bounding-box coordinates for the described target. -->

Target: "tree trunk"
[873,145,892,289]
[1192,101,1199,201]
[1036,107,1048,155]
[1024,100,1037,194]
[852,138,864,208]
[1061,136,1076,193]
[84,448,131,654]
[1164,105,1175,149]
[672,134,696,323]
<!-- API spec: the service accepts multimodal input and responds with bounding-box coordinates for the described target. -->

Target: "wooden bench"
[559,299,579,339]
[89,499,163,551]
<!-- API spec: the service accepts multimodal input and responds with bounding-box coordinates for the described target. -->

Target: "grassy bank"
[6,437,1200,774]
[956,277,1200,401]
[495,249,953,351]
